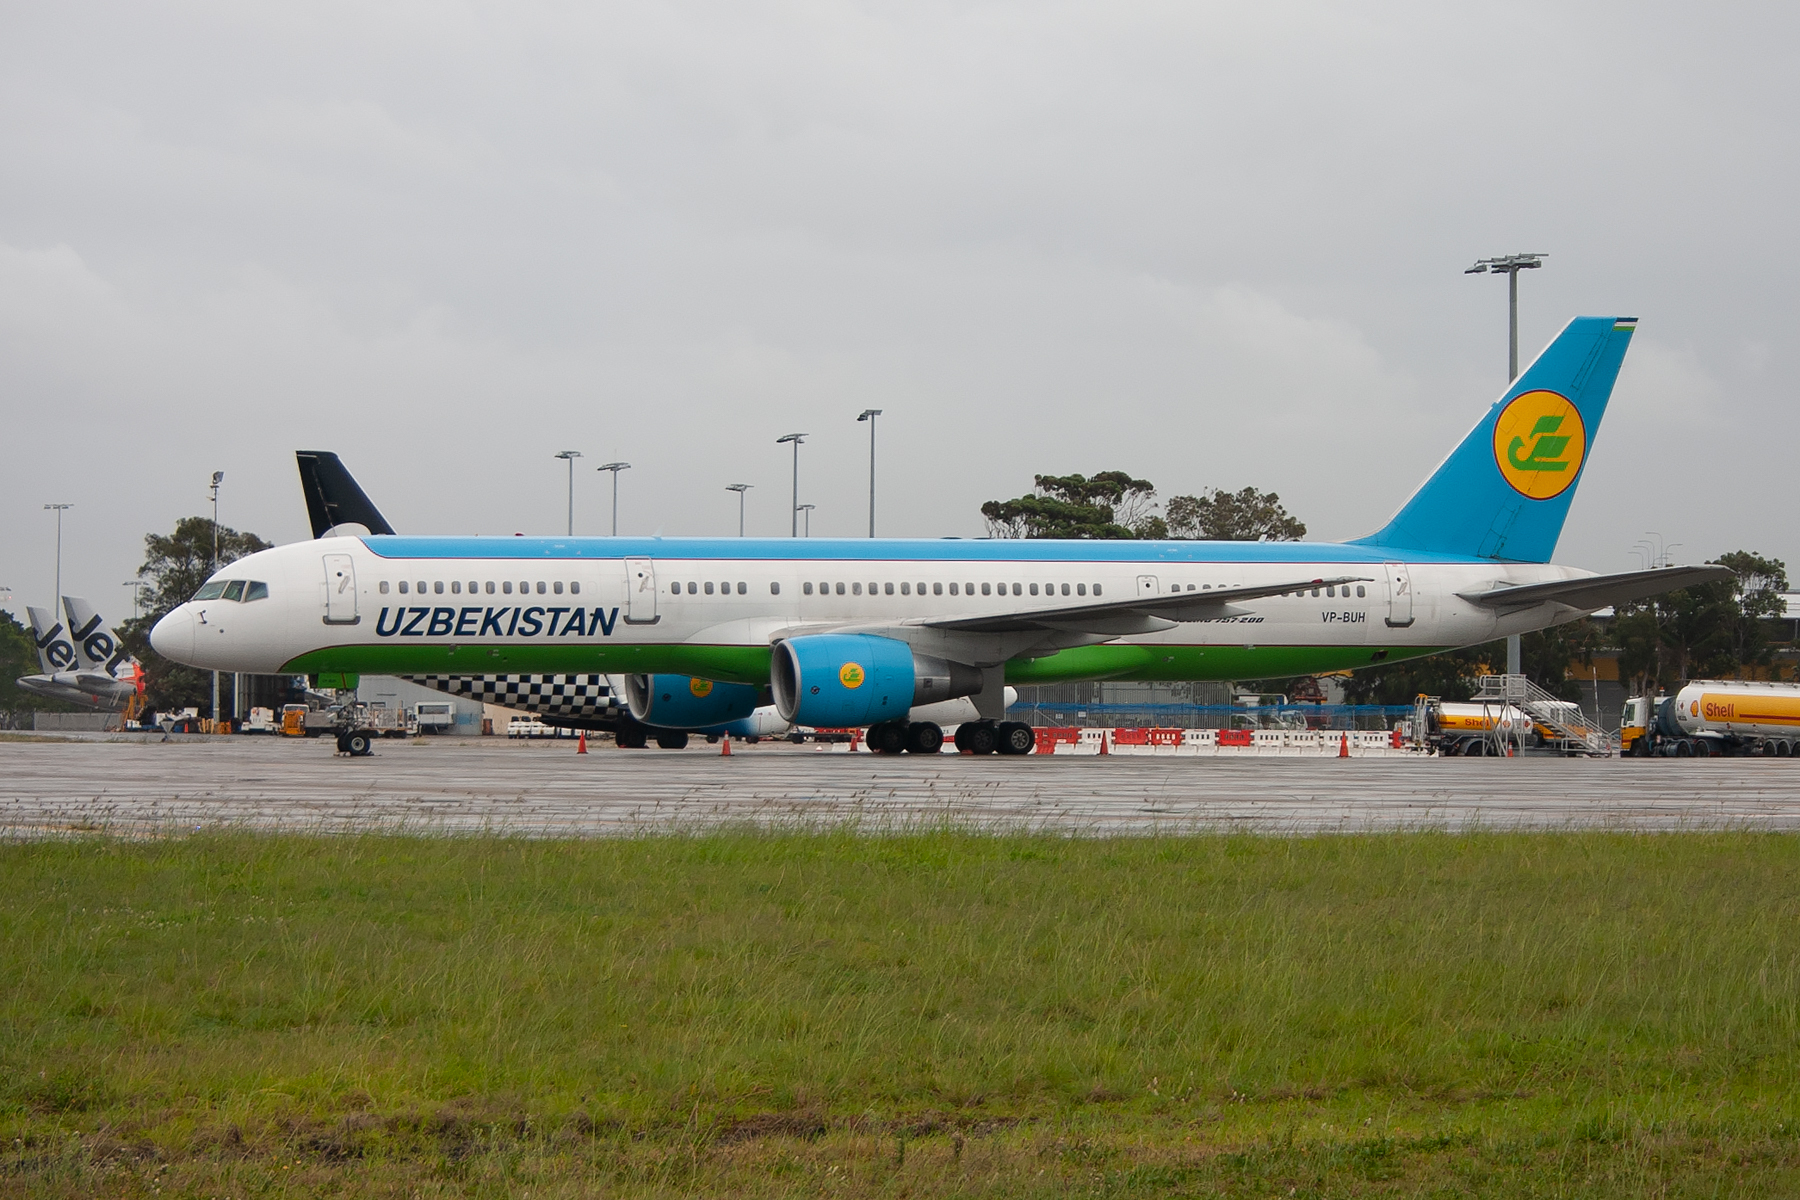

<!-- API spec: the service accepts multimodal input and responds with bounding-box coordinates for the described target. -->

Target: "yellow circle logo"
[1493,390,1585,500]
[839,662,865,689]
[689,678,714,698]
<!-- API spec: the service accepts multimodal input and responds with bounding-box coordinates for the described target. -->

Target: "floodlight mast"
[43,503,72,602]
[1465,253,1547,382]
[554,451,582,536]
[776,433,807,537]
[596,462,630,536]
[857,409,882,537]
[797,503,815,538]
[725,483,751,537]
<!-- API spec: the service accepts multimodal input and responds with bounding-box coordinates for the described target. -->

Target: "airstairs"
[1472,674,1614,757]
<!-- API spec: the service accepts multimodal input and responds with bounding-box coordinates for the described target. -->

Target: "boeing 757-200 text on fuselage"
[152,316,1729,755]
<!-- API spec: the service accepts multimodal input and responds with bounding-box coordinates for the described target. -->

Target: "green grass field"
[4,829,1800,1197]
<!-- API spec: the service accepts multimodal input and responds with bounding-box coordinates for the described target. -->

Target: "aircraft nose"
[150,606,195,664]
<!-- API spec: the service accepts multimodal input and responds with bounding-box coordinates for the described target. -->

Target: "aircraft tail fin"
[62,596,132,677]
[26,605,76,674]
[296,451,397,539]
[1350,315,1637,563]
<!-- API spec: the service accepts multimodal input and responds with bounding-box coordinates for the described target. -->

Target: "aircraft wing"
[921,575,1374,635]
[1456,564,1735,613]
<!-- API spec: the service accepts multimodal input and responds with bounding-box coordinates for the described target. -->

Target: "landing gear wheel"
[904,721,944,755]
[615,721,649,749]
[346,731,373,757]
[334,732,349,754]
[959,721,998,755]
[655,731,690,750]
[867,721,908,755]
[996,722,1035,755]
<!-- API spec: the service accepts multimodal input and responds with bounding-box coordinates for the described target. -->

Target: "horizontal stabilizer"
[297,451,397,539]
[926,575,1373,635]
[1457,565,1735,613]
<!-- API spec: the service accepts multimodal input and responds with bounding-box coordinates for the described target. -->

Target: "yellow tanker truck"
[1622,681,1800,758]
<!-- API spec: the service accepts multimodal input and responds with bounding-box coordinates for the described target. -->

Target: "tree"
[0,609,78,722]
[1339,644,1498,706]
[115,517,272,711]
[1611,549,1787,696]
[982,472,1161,539]
[1164,487,1306,541]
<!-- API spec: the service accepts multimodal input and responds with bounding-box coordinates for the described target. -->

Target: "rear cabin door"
[1136,574,1160,599]
[322,554,359,625]
[1383,562,1414,628]
[624,557,659,625]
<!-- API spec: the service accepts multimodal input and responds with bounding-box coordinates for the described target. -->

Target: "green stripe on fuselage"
[282,642,1445,686]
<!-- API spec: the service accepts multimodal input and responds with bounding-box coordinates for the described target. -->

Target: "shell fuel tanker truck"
[1622,681,1800,757]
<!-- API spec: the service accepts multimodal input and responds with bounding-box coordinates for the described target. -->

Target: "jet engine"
[625,674,761,728]
[771,633,982,727]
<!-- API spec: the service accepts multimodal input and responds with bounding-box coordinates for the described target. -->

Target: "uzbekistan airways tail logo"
[1493,389,1585,500]
[839,662,865,689]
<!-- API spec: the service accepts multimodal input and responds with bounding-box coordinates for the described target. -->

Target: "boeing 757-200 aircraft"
[154,316,1729,755]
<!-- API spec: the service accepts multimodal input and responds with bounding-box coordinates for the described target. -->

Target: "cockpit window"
[193,581,228,601]
[222,580,246,602]
[244,581,269,602]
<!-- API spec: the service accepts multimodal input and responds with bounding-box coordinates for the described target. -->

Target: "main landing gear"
[866,720,945,755]
[950,720,1036,756]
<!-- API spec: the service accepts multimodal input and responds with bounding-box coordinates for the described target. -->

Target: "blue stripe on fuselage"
[356,536,1484,566]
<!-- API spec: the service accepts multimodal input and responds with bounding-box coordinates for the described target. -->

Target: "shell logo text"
[839,662,866,689]
[1493,390,1585,500]
[689,678,714,698]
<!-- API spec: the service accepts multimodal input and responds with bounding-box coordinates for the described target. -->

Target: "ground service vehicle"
[1623,682,1800,757]
[1413,697,1531,755]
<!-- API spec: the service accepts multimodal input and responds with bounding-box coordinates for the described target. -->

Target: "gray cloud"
[3,0,1796,614]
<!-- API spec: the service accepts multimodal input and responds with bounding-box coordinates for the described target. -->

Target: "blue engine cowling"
[625,674,760,728]
[772,634,982,727]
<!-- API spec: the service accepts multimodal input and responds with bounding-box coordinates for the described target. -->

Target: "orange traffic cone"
[1338,732,1349,758]
[1097,729,1109,756]
[577,731,588,754]
[720,735,731,756]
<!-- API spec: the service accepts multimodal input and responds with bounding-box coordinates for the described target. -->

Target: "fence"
[1016,703,1412,731]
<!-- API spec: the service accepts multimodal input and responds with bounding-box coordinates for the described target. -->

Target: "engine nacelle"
[772,633,981,727]
[625,674,760,729]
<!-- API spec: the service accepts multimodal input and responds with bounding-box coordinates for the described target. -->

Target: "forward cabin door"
[322,554,359,625]
[1383,562,1414,628]
[624,558,659,625]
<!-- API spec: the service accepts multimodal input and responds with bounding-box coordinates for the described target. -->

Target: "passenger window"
[1061,583,1070,596]
[900,582,911,595]
[804,582,814,595]
[852,582,862,595]
[1357,585,1366,598]
[452,581,462,594]
[770,582,780,595]
[934,583,944,595]
[502,581,512,594]
[917,582,926,595]
[737,582,746,595]
[419,581,428,594]
[687,582,697,594]
[1327,585,1336,598]
[519,581,529,593]
[705,582,715,595]
[884,582,894,596]
[434,581,445,595]
[981,583,991,596]
[222,580,246,601]
[1093,584,1102,596]
[965,582,975,594]
[553,581,564,594]
[1012,583,1022,596]
[1029,583,1039,596]
[1311,588,1320,598]
[486,581,496,594]
[398,581,409,594]
[1077,584,1086,595]
[835,582,845,595]
[245,581,269,602]
[380,581,391,594]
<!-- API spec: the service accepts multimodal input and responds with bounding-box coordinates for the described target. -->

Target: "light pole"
[857,409,882,537]
[596,462,630,536]
[554,451,582,535]
[1465,253,1547,382]
[122,581,148,620]
[777,433,807,537]
[207,471,224,724]
[43,504,72,600]
[1467,252,1546,675]
[726,484,751,536]
[797,504,815,538]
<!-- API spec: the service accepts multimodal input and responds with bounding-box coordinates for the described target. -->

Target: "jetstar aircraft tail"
[26,605,77,674]
[1351,315,1637,564]
[61,596,132,677]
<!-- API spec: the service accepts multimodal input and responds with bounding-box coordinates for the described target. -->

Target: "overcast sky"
[4,1,1796,621]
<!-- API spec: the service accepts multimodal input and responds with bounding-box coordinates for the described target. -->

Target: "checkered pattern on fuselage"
[402,674,620,719]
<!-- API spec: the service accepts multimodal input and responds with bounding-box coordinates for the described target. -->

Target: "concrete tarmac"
[4,734,1799,835]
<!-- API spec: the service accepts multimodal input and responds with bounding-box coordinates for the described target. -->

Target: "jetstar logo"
[1493,390,1585,500]
[34,622,76,670]
[374,605,620,639]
